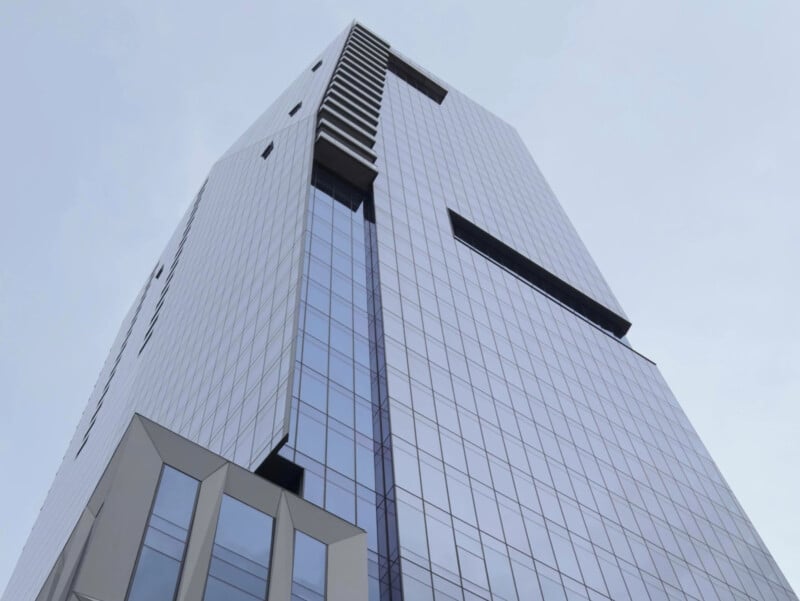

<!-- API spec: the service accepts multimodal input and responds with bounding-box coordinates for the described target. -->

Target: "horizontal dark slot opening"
[387,53,447,104]
[448,209,631,338]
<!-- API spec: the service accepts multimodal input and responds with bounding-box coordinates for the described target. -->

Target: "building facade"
[3,22,796,601]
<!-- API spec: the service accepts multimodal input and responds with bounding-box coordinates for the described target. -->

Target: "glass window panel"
[128,466,199,601]
[329,351,354,390]
[511,559,543,601]
[152,466,199,531]
[457,546,488,589]
[300,370,327,412]
[302,337,329,376]
[325,477,355,522]
[331,295,353,329]
[425,512,458,575]
[210,546,264,578]
[292,531,327,600]
[328,382,354,428]
[484,545,516,601]
[327,427,355,478]
[144,527,185,560]
[355,441,375,487]
[473,489,503,539]
[128,547,181,601]
[550,526,582,581]
[149,514,187,541]
[329,321,352,356]
[204,576,262,601]
[203,495,273,601]
[208,558,266,597]
[213,496,274,567]
[296,409,326,463]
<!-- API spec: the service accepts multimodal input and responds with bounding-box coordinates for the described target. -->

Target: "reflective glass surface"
[291,531,326,601]
[7,23,796,601]
[204,494,274,601]
[281,171,384,600]
[127,466,199,601]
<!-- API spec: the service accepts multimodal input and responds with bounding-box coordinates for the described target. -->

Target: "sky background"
[1,0,798,594]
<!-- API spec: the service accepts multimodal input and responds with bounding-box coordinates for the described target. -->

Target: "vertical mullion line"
[364,195,402,601]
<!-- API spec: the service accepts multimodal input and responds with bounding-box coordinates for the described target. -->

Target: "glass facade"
[3,21,796,601]
[280,167,386,600]
[204,494,275,601]
[127,465,199,601]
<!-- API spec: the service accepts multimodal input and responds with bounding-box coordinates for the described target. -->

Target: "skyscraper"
[3,19,795,601]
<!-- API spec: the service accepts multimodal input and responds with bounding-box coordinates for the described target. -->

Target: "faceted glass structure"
[3,22,796,601]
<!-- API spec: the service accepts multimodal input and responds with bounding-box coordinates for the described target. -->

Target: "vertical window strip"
[363,188,403,601]
[291,531,327,601]
[203,495,275,601]
[126,465,200,601]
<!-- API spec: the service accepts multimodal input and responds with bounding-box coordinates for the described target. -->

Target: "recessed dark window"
[261,141,274,160]
[255,452,304,495]
[154,265,164,279]
[311,60,323,72]
[289,102,302,117]
[387,54,448,104]
[448,209,631,338]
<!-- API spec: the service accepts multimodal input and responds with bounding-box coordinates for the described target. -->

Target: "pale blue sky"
[1,0,798,594]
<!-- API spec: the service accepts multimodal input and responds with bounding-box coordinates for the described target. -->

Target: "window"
[155,264,164,279]
[311,60,323,72]
[203,495,275,601]
[261,142,274,160]
[289,102,302,117]
[127,466,199,601]
[291,531,326,601]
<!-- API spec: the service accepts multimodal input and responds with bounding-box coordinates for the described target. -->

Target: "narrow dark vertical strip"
[364,200,403,601]
[140,178,208,355]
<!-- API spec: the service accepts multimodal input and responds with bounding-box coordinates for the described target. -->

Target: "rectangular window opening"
[289,102,302,117]
[311,60,323,72]
[154,264,164,279]
[261,141,274,160]
[126,465,199,601]
[447,209,631,338]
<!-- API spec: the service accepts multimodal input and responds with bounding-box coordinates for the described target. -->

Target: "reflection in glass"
[291,530,326,601]
[128,465,199,601]
[203,495,274,601]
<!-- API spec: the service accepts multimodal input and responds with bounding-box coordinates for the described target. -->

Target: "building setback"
[3,21,796,601]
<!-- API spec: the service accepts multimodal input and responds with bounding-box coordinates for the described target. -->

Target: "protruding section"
[315,131,379,191]
[313,23,388,191]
